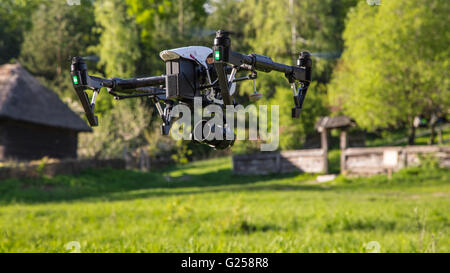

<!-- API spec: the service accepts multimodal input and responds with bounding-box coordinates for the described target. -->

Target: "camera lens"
[192,119,235,150]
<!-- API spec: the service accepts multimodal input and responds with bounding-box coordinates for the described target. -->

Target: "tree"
[91,0,143,115]
[231,0,352,150]
[239,0,358,84]
[94,0,141,78]
[269,83,328,150]
[78,99,151,159]
[0,0,42,64]
[19,0,96,97]
[206,0,252,52]
[126,0,208,75]
[328,0,450,144]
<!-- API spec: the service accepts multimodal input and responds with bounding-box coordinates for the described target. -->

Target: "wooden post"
[340,129,348,174]
[123,146,131,169]
[276,153,281,173]
[387,168,393,180]
[139,148,149,171]
[321,127,328,173]
[438,127,443,145]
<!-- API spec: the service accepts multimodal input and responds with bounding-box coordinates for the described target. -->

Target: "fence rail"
[342,145,450,176]
[233,145,450,176]
[233,149,326,175]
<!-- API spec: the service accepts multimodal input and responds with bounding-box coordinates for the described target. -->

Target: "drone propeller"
[188,27,217,38]
[79,55,100,62]
[308,52,341,59]
[188,27,244,39]
[67,55,100,63]
[281,51,342,60]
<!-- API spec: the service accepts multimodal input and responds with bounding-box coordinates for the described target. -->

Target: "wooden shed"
[0,63,91,161]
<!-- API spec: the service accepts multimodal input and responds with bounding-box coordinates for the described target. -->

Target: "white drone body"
[160,46,212,69]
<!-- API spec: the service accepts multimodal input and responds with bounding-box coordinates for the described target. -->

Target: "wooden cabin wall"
[0,119,77,161]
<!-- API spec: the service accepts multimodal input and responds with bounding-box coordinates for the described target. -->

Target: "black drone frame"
[212,30,312,116]
[70,30,312,149]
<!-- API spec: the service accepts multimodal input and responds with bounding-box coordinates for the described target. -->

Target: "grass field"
[0,157,449,252]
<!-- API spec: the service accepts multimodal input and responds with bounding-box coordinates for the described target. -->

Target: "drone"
[70,30,312,150]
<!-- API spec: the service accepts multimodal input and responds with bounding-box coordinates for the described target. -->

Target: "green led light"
[214,50,220,60]
[72,75,79,85]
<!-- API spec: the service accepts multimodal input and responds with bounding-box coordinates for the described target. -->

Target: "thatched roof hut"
[0,63,91,161]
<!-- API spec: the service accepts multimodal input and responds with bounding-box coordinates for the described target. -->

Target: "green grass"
[0,157,449,252]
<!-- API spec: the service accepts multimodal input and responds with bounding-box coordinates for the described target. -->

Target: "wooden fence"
[0,158,125,180]
[233,149,326,175]
[342,145,450,176]
[233,145,449,176]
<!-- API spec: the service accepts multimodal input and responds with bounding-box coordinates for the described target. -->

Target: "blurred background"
[0,0,449,254]
[0,0,448,163]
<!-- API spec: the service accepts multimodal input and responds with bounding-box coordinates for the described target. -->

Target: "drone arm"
[71,57,169,126]
[71,59,105,126]
[221,48,311,82]
[229,51,292,74]
[212,30,312,117]
[105,76,166,91]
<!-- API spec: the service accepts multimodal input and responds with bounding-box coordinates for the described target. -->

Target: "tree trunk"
[178,0,184,35]
[428,123,436,145]
[289,0,296,62]
[438,127,443,145]
[408,125,416,145]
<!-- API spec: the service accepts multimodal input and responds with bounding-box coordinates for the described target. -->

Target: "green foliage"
[88,0,142,115]
[34,156,50,179]
[206,0,251,52]
[94,0,141,78]
[268,83,328,150]
[78,99,151,159]
[0,0,40,64]
[239,0,358,83]
[329,0,450,132]
[232,138,263,155]
[232,0,355,152]
[145,126,177,156]
[126,0,207,40]
[19,0,97,98]
[0,157,448,252]
[417,154,440,170]
[19,0,96,78]
[365,125,450,147]
[328,149,341,174]
[171,140,193,164]
[3,0,447,159]
[126,0,208,75]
